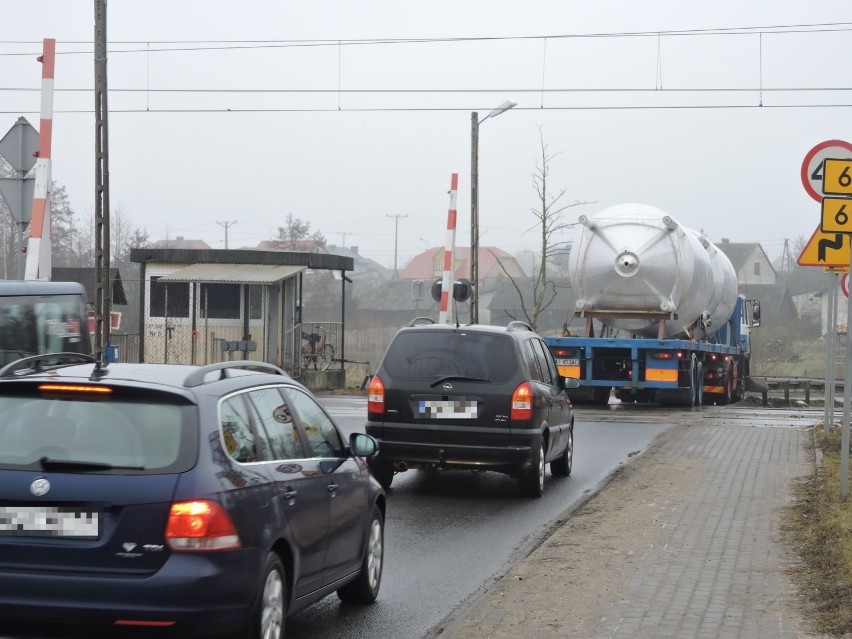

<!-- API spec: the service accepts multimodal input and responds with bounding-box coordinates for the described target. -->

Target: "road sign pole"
[842,241,852,501]
[825,271,838,442]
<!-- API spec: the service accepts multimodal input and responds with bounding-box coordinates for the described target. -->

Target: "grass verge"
[784,424,852,636]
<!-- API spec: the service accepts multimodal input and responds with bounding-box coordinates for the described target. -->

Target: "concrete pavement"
[430,406,821,639]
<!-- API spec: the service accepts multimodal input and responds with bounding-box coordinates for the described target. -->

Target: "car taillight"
[165,500,241,551]
[368,375,385,415]
[511,382,533,421]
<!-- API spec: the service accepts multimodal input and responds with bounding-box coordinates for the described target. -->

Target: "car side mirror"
[350,432,379,458]
[561,376,581,390]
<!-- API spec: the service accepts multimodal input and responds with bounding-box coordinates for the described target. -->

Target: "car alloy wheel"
[254,554,285,639]
[551,426,573,477]
[337,506,384,603]
[364,515,384,592]
[519,441,545,498]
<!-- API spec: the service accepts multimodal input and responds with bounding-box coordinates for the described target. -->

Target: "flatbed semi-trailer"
[544,295,761,407]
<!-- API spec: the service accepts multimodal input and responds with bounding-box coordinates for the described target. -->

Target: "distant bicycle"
[302,328,334,371]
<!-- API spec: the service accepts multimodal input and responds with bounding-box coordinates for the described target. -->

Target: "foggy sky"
[3,1,851,268]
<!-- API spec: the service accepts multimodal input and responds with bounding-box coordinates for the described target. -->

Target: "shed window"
[249,284,263,320]
[150,277,190,318]
[199,283,241,319]
[753,261,761,276]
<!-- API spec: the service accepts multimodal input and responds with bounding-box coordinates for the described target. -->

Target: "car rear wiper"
[38,457,145,471]
[430,375,492,387]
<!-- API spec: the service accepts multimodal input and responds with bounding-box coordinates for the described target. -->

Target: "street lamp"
[470,100,516,324]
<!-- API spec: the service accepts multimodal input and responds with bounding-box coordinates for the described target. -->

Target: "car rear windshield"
[0,386,196,473]
[382,330,518,383]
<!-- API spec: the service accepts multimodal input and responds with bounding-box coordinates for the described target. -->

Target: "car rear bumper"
[366,421,541,470]
[0,548,263,634]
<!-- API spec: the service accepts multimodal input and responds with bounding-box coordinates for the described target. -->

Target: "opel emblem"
[442,382,453,391]
[30,477,51,496]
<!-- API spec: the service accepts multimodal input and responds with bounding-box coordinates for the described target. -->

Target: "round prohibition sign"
[843,273,850,299]
[802,140,852,203]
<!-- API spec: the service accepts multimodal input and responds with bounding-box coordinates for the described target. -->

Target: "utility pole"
[94,0,112,363]
[780,239,794,272]
[386,214,408,278]
[469,100,516,324]
[217,220,237,249]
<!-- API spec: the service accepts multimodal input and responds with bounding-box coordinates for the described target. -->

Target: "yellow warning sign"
[798,224,852,267]
[821,197,852,234]
[824,158,852,196]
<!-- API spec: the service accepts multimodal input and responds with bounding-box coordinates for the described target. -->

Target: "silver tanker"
[569,203,738,339]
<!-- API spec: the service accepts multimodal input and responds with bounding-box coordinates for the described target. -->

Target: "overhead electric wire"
[3,86,851,94]
[1,104,850,116]
[0,20,851,56]
[2,20,848,114]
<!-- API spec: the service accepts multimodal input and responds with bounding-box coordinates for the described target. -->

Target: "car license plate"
[556,358,579,366]
[0,506,100,538]
[418,399,478,419]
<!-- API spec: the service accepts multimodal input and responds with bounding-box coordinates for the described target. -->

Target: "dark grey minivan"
[365,319,580,497]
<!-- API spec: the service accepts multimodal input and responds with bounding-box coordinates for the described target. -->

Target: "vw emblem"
[30,477,51,496]
[442,382,453,391]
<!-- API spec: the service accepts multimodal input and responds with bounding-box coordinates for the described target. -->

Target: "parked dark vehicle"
[0,280,91,366]
[0,355,384,638]
[365,319,581,497]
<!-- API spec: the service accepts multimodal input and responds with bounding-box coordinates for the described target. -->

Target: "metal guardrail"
[751,377,846,404]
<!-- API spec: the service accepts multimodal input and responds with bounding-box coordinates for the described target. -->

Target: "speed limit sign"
[802,140,852,203]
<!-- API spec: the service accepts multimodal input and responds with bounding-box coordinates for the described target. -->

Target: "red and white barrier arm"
[25,38,56,281]
[439,173,459,324]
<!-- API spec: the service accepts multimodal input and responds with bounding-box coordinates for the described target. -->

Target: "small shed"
[52,267,127,306]
[130,248,353,376]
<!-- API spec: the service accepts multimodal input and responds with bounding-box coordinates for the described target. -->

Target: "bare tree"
[50,183,78,266]
[273,212,326,252]
[496,126,590,331]
[111,203,151,266]
[0,193,15,279]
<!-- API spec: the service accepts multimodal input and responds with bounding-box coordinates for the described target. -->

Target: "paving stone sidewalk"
[431,413,820,639]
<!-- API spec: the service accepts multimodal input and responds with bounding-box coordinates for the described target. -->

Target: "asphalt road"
[0,397,675,639]
[286,397,673,639]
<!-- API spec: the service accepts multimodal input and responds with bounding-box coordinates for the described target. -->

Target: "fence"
[108,322,345,378]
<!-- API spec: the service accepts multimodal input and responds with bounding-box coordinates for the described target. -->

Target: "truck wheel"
[722,361,733,405]
[695,361,704,407]
[732,360,744,402]
[686,355,698,407]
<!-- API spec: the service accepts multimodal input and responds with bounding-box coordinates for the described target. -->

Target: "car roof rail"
[506,320,534,332]
[183,361,288,388]
[0,352,98,378]
[406,316,436,327]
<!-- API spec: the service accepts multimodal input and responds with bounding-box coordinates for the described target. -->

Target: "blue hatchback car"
[0,355,385,638]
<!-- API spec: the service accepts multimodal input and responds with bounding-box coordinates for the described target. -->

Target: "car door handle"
[283,489,298,500]
[327,483,338,493]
